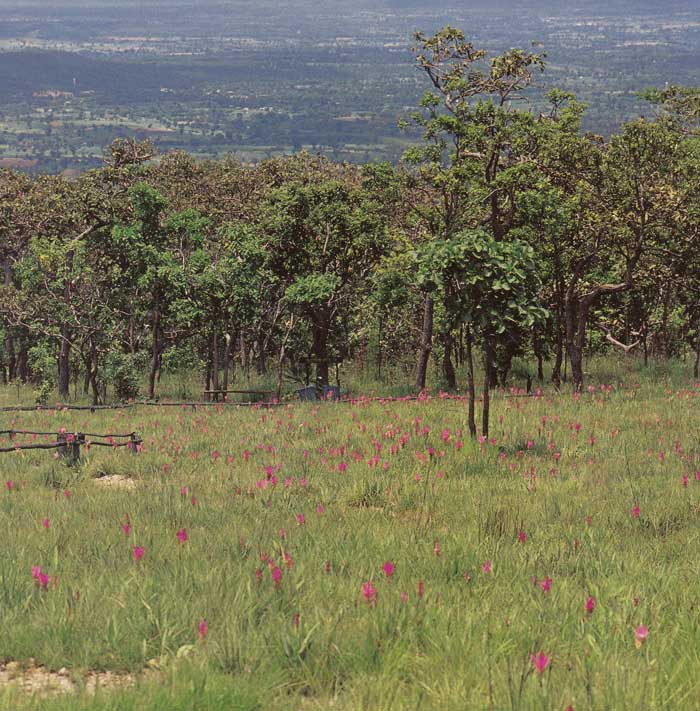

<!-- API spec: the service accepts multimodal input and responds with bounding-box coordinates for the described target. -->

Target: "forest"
[1,28,699,437]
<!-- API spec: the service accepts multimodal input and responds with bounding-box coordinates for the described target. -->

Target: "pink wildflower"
[132,546,144,561]
[531,652,550,674]
[586,596,595,614]
[362,580,378,605]
[176,528,188,543]
[635,625,649,648]
[198,619,208,639]
[482,560,491,574]
[382,561,395,578]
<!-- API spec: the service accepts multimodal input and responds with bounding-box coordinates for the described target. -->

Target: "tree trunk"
[552,318,563,389]
[148,301,161,400]
[239,332,248,376]
[465,325,476,438]
[565,292,585,392]
[482,334,494,437]
[376,316,383,380]
[415,296,434,391]
[222,332,232,391]
[17,340,28,383]
[256,334,267,376]
[533,331,544,383]
[58,322,71,399]
[441,331,457,390]
[2,260,15,382]
[212,332,220,393]
[312,307,331,387]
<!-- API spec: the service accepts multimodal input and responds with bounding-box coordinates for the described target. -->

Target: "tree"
[259,167,391,387]
[405,26,546,391]
[417,230,545,436]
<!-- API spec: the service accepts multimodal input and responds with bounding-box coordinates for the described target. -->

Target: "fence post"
[58,433,82,463]
[129,432,139,455]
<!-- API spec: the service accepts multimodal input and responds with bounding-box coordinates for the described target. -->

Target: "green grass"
[1,362,700,709]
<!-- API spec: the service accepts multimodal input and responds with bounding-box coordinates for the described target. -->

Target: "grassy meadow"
[1,360,700,710]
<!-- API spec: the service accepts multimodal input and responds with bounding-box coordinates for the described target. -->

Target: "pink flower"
[539,576,552,593]
[6,480,13,491]
[635,625,649,647]
[212,450,220,461]
[586,596,596,614]
[682,475,689,488]
[191,496,197,506]
[400,591,408,604]
[531,651,550,674]
[482,560,491,575]
[176,528,188,543]
[518,531,527,544]
[362,581,378,605]
[42,518,50,530]
[632,505,640,519]
[180,486,188,497]
[296,514,305,526]
[433,540,441,557]
[31,566,50,590]
[417,580,424,598]
[198,619,208,639]
[293,612,300,627]
[271,566,282,588]
[382,561,395,578]
[316,504,325,515]
[132,546,144,561]
[122,523,131,537]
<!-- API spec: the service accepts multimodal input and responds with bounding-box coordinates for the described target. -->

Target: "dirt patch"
[94,474,138,490]
[0,660,137,695]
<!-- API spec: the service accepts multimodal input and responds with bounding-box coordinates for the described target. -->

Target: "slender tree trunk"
[533,331,544,382]
[222,332,232,391]
[465,325,476,437]
[58,322,71,399]
[3,260,15,381]
[552,318,563,389]
[148,301,161,400]
[212,332,220,394]
[565,292,585,392]
[83,354,92,395]
[415,296,434,391]
[17,340,28,383]
[256,333,267,376]
[239,332,248,376]
[482,334,494,437]
[376,316,383,380]
[312,307,331,387]
[442,331,457,390]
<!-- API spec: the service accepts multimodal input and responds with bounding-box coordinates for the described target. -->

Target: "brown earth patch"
[0,660,138,695]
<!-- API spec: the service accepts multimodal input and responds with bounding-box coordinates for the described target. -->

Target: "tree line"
[1,28,699,436]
